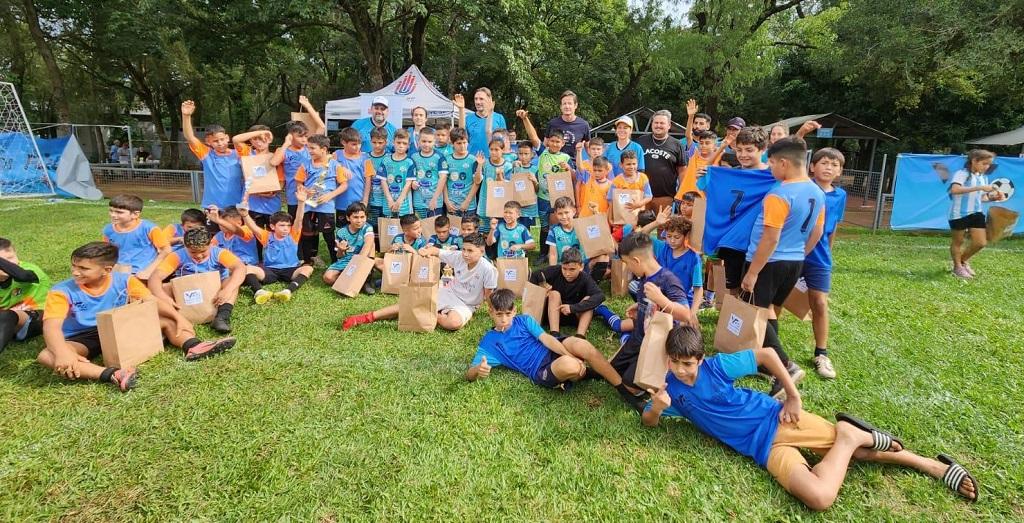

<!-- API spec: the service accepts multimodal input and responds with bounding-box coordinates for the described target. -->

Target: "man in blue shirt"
[454,88,507,156]
[641,324,979,510]
[352,96,397,153]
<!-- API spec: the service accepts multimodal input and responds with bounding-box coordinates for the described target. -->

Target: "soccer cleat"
[185,337,237,362]
[210,316,232,334]
[273,289,292,302]
[952,266,972,279]
[770,360,806,400]
[814,354,837,379]
[110,367,138,392]
[962,262,976,277]
[341,313,373,330]
[254,289,273,304]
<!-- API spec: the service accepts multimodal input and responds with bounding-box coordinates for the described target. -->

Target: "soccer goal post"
[0,82,57,198]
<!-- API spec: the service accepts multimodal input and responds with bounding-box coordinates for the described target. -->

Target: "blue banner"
[702,166,777,254]
[892,154,1024,232]
[0,132,61,196]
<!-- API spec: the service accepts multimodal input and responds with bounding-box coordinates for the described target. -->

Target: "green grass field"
[1,198,1021,521]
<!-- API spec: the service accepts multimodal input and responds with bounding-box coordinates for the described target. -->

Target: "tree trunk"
[339,2,388,89]
[410,13,430,67]
[20,0,71,123]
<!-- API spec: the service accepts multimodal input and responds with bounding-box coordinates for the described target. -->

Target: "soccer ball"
[991,178,1015,200]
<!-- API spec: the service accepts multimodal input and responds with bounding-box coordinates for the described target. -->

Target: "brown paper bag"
[447,214,462,233]
[397,282,439,332]
[497,257,530,297]
[331,255,375,297]
[712,262,726,310]
[522,280,549,323]
[689,196,707,253]
[410,254,441,285]
[781,277,812,321]
[634,310,673,391]
[419,215,438,239]
[611,189,643,226]
[97,300,164,368]
[241,153,280,193]
[547,171,575,205]
[714,294,769,353]
[987,206,1019,243]
[381,252,412,294]
[170,271,222,324]
[290,109,320,132]
[378,217,403,250]
[485,179,513,217]
[574,214,616,258]
[610,258,633,297]
[511,172,538,206]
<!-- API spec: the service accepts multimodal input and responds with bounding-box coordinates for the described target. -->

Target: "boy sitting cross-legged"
[38,243,237,391]
[528,247,603,339]
[240,185,314,304]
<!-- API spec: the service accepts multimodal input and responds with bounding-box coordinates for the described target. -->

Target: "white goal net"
[0,82,56,198]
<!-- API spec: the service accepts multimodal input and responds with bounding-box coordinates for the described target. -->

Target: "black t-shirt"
[636,134,687,198]
[546,116,591,156]
[529,265,605,313]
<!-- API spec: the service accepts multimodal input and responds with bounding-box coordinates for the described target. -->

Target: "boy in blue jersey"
[434,122,453,157]
[165,208,206,247]
[642,324,979,509]
[512,141,540,227]
[295,134,350,265]
[269,96,326,216]
[333,127,375,229]
[528,247,603,338]
[233,124,283,228]
[803,148,848,379]
[428,214,462,250]
[443,128,482,218]
[465,289,645,411]
[148,228,246,333]
[477,138,514,239]
[207,206,260,266]
[181,100,245,213]
[649,214,703,317]
[102,194,171,281]
[546,197,585,267]
[380,129,416,219]
[488,201,535,258]
[410,127,449,218]
[363,127,391,250]
[741,137,824,398]
[38,243,237,390]
[240,185,314,304]
[323,202,376,295]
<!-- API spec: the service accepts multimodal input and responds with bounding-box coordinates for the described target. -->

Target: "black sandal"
[835,412,903,452]
[938,454,979,502]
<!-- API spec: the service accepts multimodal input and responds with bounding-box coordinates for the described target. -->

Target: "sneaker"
[342,313,374,330]
[963,262,976,277]
[110,367,138,392]
[210,315,232,334]
[952,266,972,279]
[362,282,376,295]
[814,354,837,379]
[185,337,237,362]
[273,289,292,302]
[254,289,273,305]
[769,361,806,400]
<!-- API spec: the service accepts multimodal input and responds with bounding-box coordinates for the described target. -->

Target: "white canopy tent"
[967,125,1024,156]
[324,65,455,126]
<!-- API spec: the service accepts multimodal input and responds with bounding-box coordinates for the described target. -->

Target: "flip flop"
[835,412,903,452]
[938,454,979,502]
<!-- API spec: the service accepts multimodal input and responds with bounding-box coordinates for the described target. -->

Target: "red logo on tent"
[394,73,416,95]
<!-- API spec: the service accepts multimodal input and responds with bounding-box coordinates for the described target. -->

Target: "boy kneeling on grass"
[38,243,237,391]
[465,288,645,412]
[641,324,979,510]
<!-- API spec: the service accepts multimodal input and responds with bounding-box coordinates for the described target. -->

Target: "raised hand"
[181,100,196,116]
[515,109,529,120]
[476,151,485,164]
[686,99,698,116]
[453,94,465,110]
[655,205,670,225]
[295,184,309,202]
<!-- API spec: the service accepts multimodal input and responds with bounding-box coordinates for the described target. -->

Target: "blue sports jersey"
[603,140,646,176]
[634,268,687,342]
[166,246,233,280]
[435,143,454,157]
[334,151,372,212]
[102,220,163,273]
[429,233,463,250]
[746,179,825,262]
[465,112,508,156]
[214,229,259,266]
[300,159,347,215]
[649,350,783,467]
[653,240,703,306]
[391,233,428,250]
[411,151,448,211]
[471,315,549,382]
[49,272,136,337]
[330,223,374,271]
[445,153,478,213]
[703,167,777,254]
[352,118,396,153]
[493,222,532,258]
[258,230,301,269]
[379,155,416,216]
[282,146,312,206]
[477,159,514,217]
[191,145,244,209]
[242,147,282,215]
[545,224,585,264]
[805,186,847,269]
[367,153,389,207]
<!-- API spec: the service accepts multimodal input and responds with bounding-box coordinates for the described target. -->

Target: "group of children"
[0,97,981,511]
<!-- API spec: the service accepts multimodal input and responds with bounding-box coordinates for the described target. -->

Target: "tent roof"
[591,107,688,137]
[966,125,1024,146]
[768,113,898,141]
[324,65,454,121]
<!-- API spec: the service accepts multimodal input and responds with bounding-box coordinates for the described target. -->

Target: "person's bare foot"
[835,420,904,452]
[932,455,979,501]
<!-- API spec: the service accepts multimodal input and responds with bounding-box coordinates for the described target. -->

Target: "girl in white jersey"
[948,149,1004,279]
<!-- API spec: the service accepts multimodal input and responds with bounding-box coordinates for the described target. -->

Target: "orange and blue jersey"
[746,178,825,262]
[366,153,389,208]
[188,142,244,208]
[102,219,169,273]
[334,150,375,212]
[158,246,240,280]
[237,144,284,216]
[282,146,312,206]
[295,159,350,215]
[607,173,653,202]
[43,272,149,338]
[212,227,259,266]
[805,186,847,270]
[255,228,302,269]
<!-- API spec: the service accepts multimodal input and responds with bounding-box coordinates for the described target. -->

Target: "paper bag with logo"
[987,206,1019,243]
[290,109,320,133]
[381,252,412,294]
[331,255,375,297]
[511,172,538,206]
[419,215,438,239]
[397,282,439,332]
[689,196,707,253]
[241,153,280,193]
[782,277,812,321]
[610,258,633,297]
[170,271,222,324]
[714,294,769,353]
[97,300,164,368]
[410,254,441,285]
[546,171,575,205]
[634,310,673,391]
[377,217,403,250]
[574,214,616,258]
[485,180,513,217]
[611,189,643,226]
[522,280,549,323]
[447,214,462,233]
[497,257,529,297]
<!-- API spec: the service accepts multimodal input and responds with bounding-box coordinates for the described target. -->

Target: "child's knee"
[552,355,585,381]
[323,272,338,285]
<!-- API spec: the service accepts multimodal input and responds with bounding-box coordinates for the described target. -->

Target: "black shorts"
[949,212,986,231]
[531,348,575,390]
[718,247,747,290]
[335,210,349,230]
[287,204,298,219]
[261,266,300,284]
[302,212,335,235]
[15,309,43,341]
[743,260,803,308]
[67,328,103,360]
[610,335,643,388]
[250,211,272,229]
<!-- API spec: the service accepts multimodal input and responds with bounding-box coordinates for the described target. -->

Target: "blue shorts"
[518,216,536,228]
[537,198,552,228]
[530,347,575,390]
[414,206,444,218]
[802,263,832,293]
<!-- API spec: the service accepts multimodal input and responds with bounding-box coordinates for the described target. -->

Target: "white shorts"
[437,288,475,327]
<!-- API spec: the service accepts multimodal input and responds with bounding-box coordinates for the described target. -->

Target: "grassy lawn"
[0,198,1021,521]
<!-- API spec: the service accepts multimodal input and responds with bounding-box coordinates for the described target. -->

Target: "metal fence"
[90,166,201,203]
[835,154,891,230]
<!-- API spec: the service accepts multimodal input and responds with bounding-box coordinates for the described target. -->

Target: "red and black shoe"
[185,337,237,362]
[110,367,138,392]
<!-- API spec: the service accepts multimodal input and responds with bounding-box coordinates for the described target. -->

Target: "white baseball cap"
[371,96,389,108]
[615,115,634,129]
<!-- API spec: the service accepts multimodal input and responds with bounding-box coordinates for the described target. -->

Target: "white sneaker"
[814,354,837,379]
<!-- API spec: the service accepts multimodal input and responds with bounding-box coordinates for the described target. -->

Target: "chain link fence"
[90,166,202,202]
[835,154,891,230]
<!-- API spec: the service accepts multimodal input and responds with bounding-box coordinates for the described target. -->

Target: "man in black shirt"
[636,109,686,211]
[528,247,604,338]
[546,90,591,157]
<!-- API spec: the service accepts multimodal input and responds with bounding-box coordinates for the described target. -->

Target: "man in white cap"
[352,96,398,153]
[604,115,646,176]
